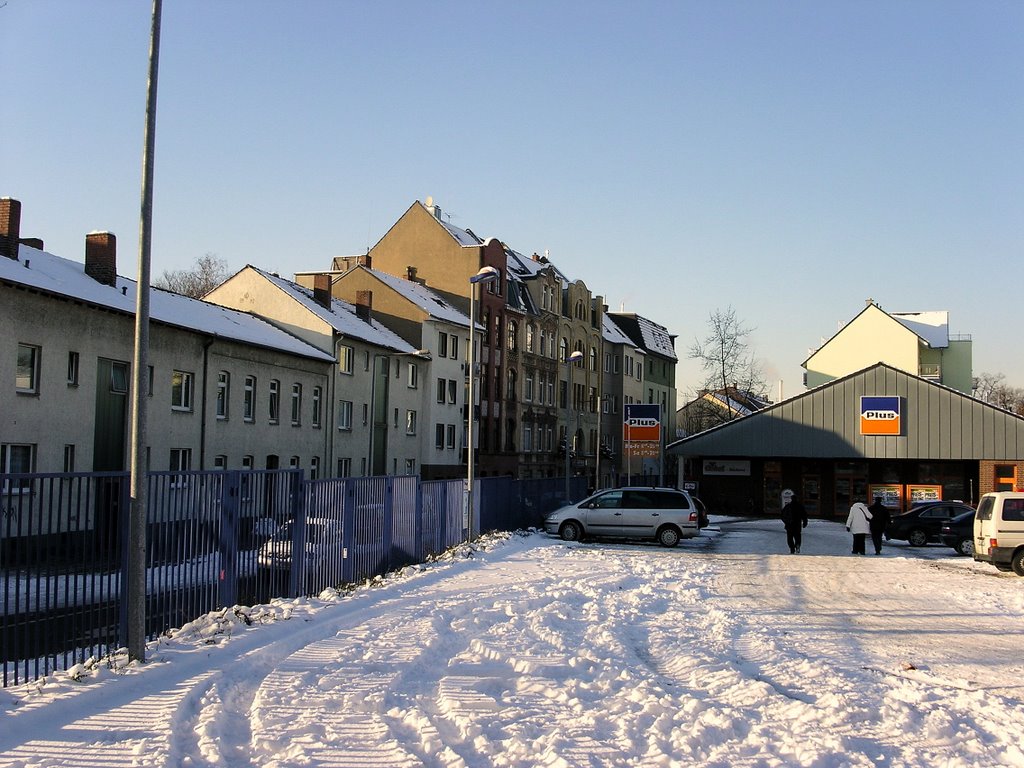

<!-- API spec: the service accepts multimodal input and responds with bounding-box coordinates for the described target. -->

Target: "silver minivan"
[543,487,700,547]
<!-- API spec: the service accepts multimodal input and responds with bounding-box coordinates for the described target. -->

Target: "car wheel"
[1012,549,1024,577]
[907,529,928,547]
[954,538,974,557]
[559,521,582,542]
[657,525,681,548]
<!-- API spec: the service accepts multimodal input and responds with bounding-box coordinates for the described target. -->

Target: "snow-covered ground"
[2,517,1023,767]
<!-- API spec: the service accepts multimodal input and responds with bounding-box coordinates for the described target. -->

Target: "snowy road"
[2,519,1023,767]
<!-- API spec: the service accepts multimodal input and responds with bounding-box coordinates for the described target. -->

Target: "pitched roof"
[607,312,677,361]
[602,314,641,350]
[250,266,417,353]
[360,267,472,328]
[1,245,334,362]
[891,311,949,348]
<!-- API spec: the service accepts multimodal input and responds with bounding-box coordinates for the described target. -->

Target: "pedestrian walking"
[780,488,808,553]
[846,501,873,555]
[867,496,891,555]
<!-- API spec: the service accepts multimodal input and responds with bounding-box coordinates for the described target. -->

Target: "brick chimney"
[357,252,372,269]
[406,265,417,282]
[355,290,372,322]
[20,237,43,250]
[85,232,117,286]
[313,273,332,310]
[1,198,21,260]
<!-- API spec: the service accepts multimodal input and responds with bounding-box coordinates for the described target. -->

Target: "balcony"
[919,363,941,381]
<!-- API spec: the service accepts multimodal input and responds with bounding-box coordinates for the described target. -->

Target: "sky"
[3,523,1023,766]
[3,1,1022,399]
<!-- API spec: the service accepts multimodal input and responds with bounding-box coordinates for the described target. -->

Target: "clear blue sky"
[4,0,1022,398]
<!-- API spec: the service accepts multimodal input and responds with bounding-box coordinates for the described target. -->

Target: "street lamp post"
[565,349,584,502]
[466,265,499,541]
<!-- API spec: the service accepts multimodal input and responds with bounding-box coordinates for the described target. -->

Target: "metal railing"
[1,469,586,687]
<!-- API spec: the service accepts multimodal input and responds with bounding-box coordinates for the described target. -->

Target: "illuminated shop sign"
[860,396,901,435]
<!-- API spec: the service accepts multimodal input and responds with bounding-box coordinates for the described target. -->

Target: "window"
[67,351,80,386]
[408,363,418,389]
[404,458,416,475]
[448,379,458,404]
[437,378,446,404]
[289,455,300,469]
[338,400,353,430]
[337,457,351,477]
[507,369,517,401]
[437,331,448,358]
[290,383,302,425]
[507,320,518,350]
[171,370,193,411]
[394,407,399,428]
[406,410,417,435]
[435,423,445,450]
[362,402,369,426]
[213,454,227,470]
[111,362,129,394]
[446,424,456,450]
[539,330,546,357]
[559,337,568,362]
[216,371,230,420]
[523,424,533,452]
[1,443,34,493]
[170,448,191,471]
[268,380,280,423]
[995,465,1017,492]
[63,444,76,473]
[244,376,256,422]
[526,324,535,353]
[339,344,354,374]
[450,334,459,360]
[16,344,40,393]
[312,386,322,427]
[242,455,254,470]
[590,346,597,371]
[525,372,534,402]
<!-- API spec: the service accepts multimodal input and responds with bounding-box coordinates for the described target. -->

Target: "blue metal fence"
[1,469,582,688]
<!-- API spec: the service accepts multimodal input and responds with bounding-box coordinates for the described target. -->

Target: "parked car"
[543,487,700,547]
[939,509,977,556]
[885,501,975,547]
[973,492,1024,576]
[257,517,344,572]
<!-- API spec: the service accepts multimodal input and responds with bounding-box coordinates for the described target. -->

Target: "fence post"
[219,472,239,608]
[414,478,424,562]
[118,473,132,650]
[383,476,395,572]
[341,479,355,585]
[288,470,306,598]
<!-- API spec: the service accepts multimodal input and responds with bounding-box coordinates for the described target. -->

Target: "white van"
[973,492,1024,576]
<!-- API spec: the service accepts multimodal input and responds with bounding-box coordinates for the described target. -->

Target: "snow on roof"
[505,246,570,284]
[891,311,949,348]
[439,219,484,248]
[2,245,334,362]
[252,267,416,353]
[610,313,677,360]
[603,314,640,349]
[363,268,471,328]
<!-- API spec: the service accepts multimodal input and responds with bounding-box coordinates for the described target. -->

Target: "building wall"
[804,307,919,389]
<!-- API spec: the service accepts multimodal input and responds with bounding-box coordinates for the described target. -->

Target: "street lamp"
[565,349,584,502]
[466,265,499,541]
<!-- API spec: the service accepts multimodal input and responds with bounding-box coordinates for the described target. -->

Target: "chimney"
[531,252,541,262]
[355,290,372,322]
[1,198,22,260]
[20,237,43,250]
[313,273,332,309]
[357,252,372,269]
[85,232,117,286]
[406,265,417,282]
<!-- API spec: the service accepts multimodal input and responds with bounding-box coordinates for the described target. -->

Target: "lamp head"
[470,265,500,284]
[568,350,584,363]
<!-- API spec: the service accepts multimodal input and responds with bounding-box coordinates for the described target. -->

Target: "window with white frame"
[16,344,40,394]
[523,423,533,452]
[449,334,459,360]
[290,383,302,425]
[437,332,448,358]
[446,424,456,449]
[216,371,230,420]
[337,457,351,477]
[213,454,227,470]
[447,379,458,404]
[289,455,300,469]
[526,324,535,353]
[338,344,354,374]
[338,399,353,430]
[110,361,129,394]
[525,372,534,402]
[244,376,256,422]
[63,444,76,472]
[311,456,320,480]
[405,458,416,475]
[169,448,191,486]
[171,370,193,411]
[67,351,80,386]
[436,378,446,404]
[435,423,445,450]
[1,443,34,493]
[312,386,322,427]
[408,363,418,389]
[406,410,417,435]
[268,380,280,423]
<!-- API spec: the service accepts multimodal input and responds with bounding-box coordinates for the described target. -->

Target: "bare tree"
[973,372,1024,416]
[688,307,768,422]
[154,253,229,298]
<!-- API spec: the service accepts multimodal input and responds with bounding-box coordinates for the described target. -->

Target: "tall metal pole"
[564,350,583,502]
[465,266,498,541]
[128,0,161,662]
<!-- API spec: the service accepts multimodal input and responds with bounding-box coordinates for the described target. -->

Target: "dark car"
[886,501,975,547]
[940,509,977,556]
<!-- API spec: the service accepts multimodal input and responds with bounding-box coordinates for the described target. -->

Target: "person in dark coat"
[868,496,891,555]
[780,489,808,553]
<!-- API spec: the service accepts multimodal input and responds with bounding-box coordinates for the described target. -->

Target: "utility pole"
[128,0,161,662]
